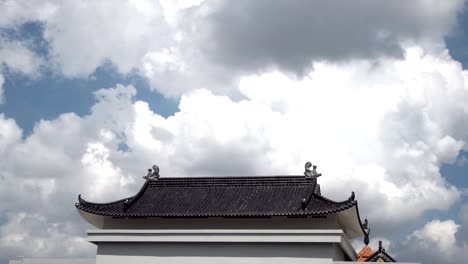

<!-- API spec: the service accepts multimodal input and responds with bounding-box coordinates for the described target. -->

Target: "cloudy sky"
[1,0,468,263]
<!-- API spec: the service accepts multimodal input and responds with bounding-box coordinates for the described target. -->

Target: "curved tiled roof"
[76,176,357,218]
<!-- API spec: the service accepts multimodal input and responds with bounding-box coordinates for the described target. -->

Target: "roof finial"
[304,162,322,178]
[363,218,368,229]
[304,161,312,177]
[363,218,370,245]
[364,228,370,245]
[143,164,160,181]
[379,240,382,251]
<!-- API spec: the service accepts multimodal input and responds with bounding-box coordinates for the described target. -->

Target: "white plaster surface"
[88,229,360,264]
[9,259,422,264]
[9,259,95,264]
[95,242,337,264]
[88,229,348,243]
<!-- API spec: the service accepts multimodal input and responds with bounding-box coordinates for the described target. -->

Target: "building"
[10,163,418,264]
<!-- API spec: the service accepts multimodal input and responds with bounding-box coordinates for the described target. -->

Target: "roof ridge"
[154,175,306,180]
[149,176,315,187]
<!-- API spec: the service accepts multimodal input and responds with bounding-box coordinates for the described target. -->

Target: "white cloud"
[410,219,460,253]
[0,212,95,259]
[185,0,464,74]
[1,1,468,263]
[81,142,135,201]
[456,203,468,244]
[461,204,468,222]
[1,0,173,78]
[1,0,465,98]
[0,85,139,261]
[395,219,468,263]
[0,74,4,104]
[3,42,468,261]
[0,38,43,76]
[42,0,172,77]
[0,36,44,105]
[1,43,468,262]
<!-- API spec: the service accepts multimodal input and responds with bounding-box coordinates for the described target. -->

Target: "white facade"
[9,259,94,264]
[90,229,355,264]
[9,223,421,264]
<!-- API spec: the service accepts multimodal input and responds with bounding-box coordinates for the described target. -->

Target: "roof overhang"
[77,208,105,229]
[336,205,365,239]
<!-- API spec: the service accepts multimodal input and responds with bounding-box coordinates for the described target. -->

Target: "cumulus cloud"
[0,35,44,105]
[456,203,468,243]
[0,74,4,103]
[2,43,468,262]
[1,0,173,77]
[410,220,459,253]
[0,86,139,262]
[0,37,44,76]
[393,219,468,264]
[187,0,464,74]
[42,0,172,77]
[0,0,57,27]
[0,213,95,259]
[1,0,465,97]
[1,1,468,263]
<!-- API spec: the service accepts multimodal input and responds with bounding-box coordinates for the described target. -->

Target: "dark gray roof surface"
[76,176,356,218]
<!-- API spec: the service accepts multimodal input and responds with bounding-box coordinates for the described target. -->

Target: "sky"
[0,0,468,263]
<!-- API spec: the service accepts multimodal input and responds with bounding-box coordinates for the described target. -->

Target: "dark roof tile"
[76,176,356,217]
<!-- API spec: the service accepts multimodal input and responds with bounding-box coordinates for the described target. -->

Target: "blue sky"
[0,22,178,135]
[1,1,468,264]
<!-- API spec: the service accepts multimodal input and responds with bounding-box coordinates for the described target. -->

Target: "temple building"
[10,163,417,264]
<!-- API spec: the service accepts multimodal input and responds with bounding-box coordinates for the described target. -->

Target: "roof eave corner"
[76,207,106,229]
[337,194,366,240]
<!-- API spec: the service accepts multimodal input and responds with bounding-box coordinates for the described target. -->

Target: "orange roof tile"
[357,245,374,262]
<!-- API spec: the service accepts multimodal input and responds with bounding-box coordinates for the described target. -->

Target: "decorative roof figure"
[304,162,322,178]
[312,165,321,177]
[301,162,326,210]
[143,164,160,181]
[304,161,313,177]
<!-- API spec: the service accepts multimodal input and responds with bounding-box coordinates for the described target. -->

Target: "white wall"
[100,215,340,229]
[96,242,337,264]
[9,259,95,264]
[89,229,357,264]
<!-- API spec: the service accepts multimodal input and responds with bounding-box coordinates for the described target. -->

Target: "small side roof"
[365,241,397,262]
[357,245,374,262]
